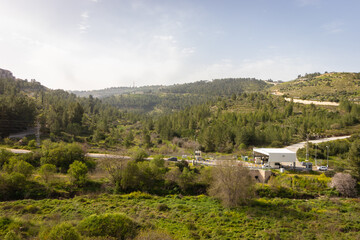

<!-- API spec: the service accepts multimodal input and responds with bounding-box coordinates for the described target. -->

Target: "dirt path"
[284,97,339,106]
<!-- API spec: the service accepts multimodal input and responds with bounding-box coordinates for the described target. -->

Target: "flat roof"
[253,148,296,155]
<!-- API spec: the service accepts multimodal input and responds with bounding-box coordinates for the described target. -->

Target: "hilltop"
[272,72,360,102]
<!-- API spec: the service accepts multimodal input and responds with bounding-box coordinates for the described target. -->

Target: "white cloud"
[79,11,90,33]
[322,21,344,34]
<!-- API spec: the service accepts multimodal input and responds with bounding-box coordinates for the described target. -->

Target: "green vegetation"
[273,72,360,102]
[1,194,360,239]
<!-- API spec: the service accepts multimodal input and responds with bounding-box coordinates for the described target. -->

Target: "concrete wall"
[250,169,273,183]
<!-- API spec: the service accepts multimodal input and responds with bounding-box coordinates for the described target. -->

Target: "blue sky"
[0,0,359,90]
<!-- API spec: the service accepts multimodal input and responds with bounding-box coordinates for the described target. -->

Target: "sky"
[0,0,359,90]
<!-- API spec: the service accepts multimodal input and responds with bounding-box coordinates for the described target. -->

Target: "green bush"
[48,222,81,240]
[67,160,88,185]
[131,148,148,162]
[0,149,13,168]
[78,213,138,239]
[0,217,12,236]
[40,142,85,173]
[3,157,34,178]
[4,230,21,240]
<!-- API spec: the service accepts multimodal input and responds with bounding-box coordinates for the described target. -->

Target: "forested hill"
[273,72,360,102]
[71,85,163,98]
[72,77,269,98]
[160,78,269,95]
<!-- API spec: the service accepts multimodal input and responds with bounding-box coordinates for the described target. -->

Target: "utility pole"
[315,144,317,166]
[306,134,309,161]
[36,121,41,146]
[326,146,329,167]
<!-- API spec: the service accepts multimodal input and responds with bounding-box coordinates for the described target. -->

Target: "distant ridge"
[0,68,15,79]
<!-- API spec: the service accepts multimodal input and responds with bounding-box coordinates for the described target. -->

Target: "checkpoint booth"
[253,148,296,168]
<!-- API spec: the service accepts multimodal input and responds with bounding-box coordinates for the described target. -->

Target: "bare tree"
[330,173,357,198]
[99,158,129,186]
[208,161,254,207]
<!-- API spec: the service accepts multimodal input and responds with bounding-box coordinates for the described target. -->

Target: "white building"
[253,148,296,168]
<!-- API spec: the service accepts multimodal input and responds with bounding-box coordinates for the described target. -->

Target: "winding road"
[284,135,350,167]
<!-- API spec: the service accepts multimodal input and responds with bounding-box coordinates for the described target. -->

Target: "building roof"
[253,148,295,155]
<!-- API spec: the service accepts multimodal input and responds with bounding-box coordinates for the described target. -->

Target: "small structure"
[253,148,296,168]
[195,150,202,161]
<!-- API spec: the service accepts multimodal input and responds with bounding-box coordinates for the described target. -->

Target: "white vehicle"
[262,164,271,169]
[317,166,328,171]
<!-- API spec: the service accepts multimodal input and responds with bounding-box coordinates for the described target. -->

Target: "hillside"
[71,85,163,98]
[272,72,360,102]
[72,78,270,99]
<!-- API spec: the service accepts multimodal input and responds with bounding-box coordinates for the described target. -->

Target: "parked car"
[262,164,271,169]
[167,157,177,162]
[317,166,328,171]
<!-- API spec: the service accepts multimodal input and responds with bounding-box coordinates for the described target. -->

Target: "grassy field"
[1,192,360,239]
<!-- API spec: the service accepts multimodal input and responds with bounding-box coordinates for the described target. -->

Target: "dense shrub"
[48,222,81,240]
[0,149,14,168]
[0,172,48,201]
[40,141,85,173]
[3,157,34,178]
[68,160,88,185]
[0,217,12,236]
[77,213,138,239]
[131,148,148,162]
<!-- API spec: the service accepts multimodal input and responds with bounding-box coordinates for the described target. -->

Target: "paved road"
[285,135,351,153]
[85,153,131,159]
[284,135,350,168]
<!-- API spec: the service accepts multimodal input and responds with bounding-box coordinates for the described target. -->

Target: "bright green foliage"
[4,230,22,240]
[131,148,148,162]
[67,161,88,185]
[3,157,34,178]
[0,149,13,168]
[348,140,360,180]
[77,213,138,239]
[1,194,360,239]
[40,141,85,172]
[48,222,81,240]
[268,173,331,195]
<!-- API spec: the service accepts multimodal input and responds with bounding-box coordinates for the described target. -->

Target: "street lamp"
[316,144,318,166]
[326,146,329,167]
